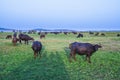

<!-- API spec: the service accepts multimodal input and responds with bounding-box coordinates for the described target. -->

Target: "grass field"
[0,32,120,80]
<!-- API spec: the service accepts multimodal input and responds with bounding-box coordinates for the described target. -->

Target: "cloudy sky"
[0,0,120,31]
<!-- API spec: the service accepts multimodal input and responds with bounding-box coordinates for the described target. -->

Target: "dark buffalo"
[32,41,42,58]
[117,34,120,37]
[72,32,77,35]
[77,33,83,38]
[28,30,32,34]
[89,31,94,35]
[19,34,34,44]
[69,42,102,63]
[53,32,59,35]
[64,32,68,35]
[38,32,41,35]
[95,32,99,36]
[45,32,48,35]
[6,35,12,39]
[40,34,45,39]
[12,37,19,46]
[101,33,105,36]
[40,32,46,39]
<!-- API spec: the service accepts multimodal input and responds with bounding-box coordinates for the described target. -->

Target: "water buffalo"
[101,33,105,36]
[38,32,41,35]
[117,34,120,37]
[19,34,34,44]
[77,33,83,38]
[32,41,42,59]
[6,35,12,39]
[64,32,68,35]
[95,32,99,36]
[69,42,102,63]
[89,31,94,35]
[53,32,59,35]
[72,32,77,35]
[12,37,19,46]
[40,34,45,39]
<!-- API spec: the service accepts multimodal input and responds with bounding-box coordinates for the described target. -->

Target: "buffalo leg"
[88,56,91,63]
[34,52,37,59]
[19,40,22,44]
[73,53,76,61]
[36,53,38,57]
[85,55,88,61]
[39,51,41,58]
[69,52,73,62]
[69,51,75,62]
[24,41,26,44]
[14,42,16,46]
[27,41,28,45]
[86,54,91,63]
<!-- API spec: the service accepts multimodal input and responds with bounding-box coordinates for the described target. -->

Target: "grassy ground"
[0,32,120,80]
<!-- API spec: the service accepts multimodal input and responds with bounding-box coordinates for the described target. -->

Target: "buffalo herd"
[4,31,119,63]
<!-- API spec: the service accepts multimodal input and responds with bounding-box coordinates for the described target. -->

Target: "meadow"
[0,32,120,80]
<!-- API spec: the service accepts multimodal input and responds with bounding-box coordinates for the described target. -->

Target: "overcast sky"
[0,0,120,31]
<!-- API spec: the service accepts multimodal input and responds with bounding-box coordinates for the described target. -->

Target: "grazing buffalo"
[6,35,12,39]
[53,32,59,35]
[69,42,102,63]
[12,37,19,46]
[19,34,34,44]
[72,32,77,35]
[101,33,105,36]
[38,32,41,35]
[32,41,42,59]
[89,31,94,35]
[64,32,68,35]
[117,34,120,37]
[28,30,32,34]
[95,32,99,36]
[77,33,83,38]
[40,34,45,39]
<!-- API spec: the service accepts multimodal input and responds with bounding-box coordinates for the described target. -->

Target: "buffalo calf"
[32,41,42,59]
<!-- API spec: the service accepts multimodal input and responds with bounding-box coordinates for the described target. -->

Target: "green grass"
[0,32,120,80]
